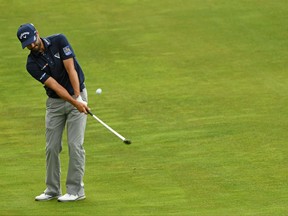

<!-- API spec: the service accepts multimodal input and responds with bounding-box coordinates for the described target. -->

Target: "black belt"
[80,83,85,92]
[48,83,86,98]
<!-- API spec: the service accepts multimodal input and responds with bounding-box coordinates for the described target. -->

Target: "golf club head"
[123,139,132,145]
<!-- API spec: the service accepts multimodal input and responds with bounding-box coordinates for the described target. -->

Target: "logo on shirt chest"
[54,52,60,59]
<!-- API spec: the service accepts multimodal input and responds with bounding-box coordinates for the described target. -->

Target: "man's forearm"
[63,58,80,97]
[44,77,77,105]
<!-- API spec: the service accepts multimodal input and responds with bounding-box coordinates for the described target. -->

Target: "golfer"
[17,23,89,202]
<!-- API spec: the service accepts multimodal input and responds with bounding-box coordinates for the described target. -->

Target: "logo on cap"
[19,32,30,40]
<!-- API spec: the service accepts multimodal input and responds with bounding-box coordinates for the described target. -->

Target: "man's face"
[26,35,42,52]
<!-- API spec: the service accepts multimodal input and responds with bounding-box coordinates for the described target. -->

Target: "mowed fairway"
[1,0,288,215]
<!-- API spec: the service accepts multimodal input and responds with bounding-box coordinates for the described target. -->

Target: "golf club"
[87,110,131,145]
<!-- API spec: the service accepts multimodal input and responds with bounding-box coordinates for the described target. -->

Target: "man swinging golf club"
[17,23,89,202]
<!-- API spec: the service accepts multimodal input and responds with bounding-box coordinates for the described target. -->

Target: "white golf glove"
[76,95,87,106]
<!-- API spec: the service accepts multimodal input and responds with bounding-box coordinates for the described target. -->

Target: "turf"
[1,0,288,215]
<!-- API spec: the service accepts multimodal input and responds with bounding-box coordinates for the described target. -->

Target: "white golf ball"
[96,88,102,94]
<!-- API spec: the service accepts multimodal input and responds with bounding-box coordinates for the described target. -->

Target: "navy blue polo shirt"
[26,34,85,98]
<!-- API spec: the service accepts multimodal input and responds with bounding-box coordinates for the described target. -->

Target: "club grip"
[87,110,93,116]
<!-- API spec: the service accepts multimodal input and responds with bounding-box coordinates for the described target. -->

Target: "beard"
[28,37,42,53]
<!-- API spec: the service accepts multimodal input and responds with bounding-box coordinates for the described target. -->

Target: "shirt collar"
[42,37,51,49]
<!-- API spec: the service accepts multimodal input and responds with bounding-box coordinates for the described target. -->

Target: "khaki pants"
[44,89,87,197]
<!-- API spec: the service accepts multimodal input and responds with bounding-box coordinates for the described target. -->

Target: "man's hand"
[76,95,87,106]
[75,95,89,114]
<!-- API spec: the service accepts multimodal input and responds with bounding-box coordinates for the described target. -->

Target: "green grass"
[1,0,288,215]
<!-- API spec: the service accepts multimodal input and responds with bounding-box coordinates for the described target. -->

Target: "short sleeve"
[26,57,50,84]
[58,34,75,60]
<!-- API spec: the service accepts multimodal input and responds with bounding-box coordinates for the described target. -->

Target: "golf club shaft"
[87,110,126,142]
